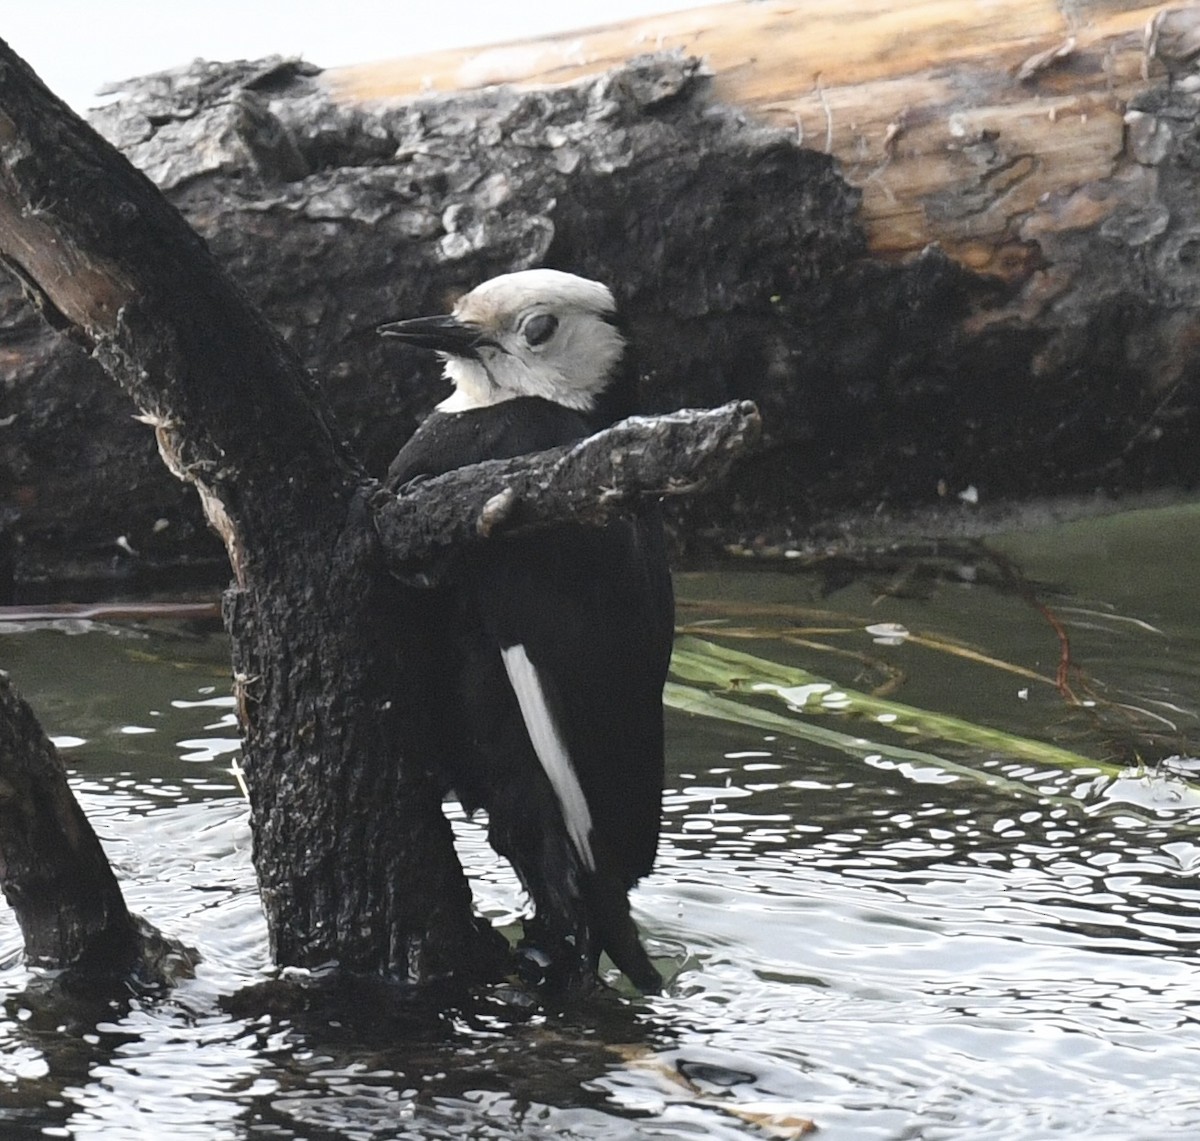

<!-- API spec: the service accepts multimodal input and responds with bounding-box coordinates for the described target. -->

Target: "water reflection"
[4,506,1200,1136]
[644,719,1200,1137]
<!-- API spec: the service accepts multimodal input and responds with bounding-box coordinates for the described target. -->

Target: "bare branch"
[373,401,762,577]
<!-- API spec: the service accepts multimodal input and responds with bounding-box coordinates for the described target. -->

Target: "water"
[4,503,1200,1139]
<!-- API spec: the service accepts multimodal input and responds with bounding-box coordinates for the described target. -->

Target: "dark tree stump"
[0,671,140,971]
[0,40,497,980]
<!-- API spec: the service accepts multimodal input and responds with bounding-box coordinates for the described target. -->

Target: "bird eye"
[522,313,558,347]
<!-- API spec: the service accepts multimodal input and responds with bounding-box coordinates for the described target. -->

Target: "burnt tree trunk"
[0,41,495,980]
[0,671,142,972]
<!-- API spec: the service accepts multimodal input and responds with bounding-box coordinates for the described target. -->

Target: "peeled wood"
[327,0,1178,275]
[318,0,1200,547]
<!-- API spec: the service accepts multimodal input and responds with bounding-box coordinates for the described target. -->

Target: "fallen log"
[3,0,1200,585]
[328,0,1183,269]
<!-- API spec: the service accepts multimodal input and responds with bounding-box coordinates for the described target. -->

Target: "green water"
[3,502,1200,1139]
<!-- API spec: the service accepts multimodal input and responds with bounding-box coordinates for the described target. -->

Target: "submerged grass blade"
[664,683,1056,795]
[669,635,1122,778]
[902,632,1053,686]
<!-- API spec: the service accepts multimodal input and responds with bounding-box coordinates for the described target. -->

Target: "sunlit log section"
[324,0,1180,278]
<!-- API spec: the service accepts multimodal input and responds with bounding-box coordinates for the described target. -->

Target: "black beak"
[378,314,492,359]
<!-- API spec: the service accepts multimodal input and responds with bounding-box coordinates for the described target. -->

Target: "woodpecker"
[380,269,673,993]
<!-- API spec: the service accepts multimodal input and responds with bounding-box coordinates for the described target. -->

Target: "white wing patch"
[500,643,596,871]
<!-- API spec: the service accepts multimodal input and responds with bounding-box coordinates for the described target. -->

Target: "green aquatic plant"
[667,635,1125,784]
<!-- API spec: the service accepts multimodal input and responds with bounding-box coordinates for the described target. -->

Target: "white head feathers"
[382,269,626,414]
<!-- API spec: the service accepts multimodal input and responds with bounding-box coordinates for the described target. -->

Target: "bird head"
[380,269,627,415]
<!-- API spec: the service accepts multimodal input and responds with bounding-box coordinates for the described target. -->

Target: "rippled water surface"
[5,502,1200,1139]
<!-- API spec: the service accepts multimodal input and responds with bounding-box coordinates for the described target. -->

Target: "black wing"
[388,397,673,987]
[469,516,673,886]
[386,397,591,487]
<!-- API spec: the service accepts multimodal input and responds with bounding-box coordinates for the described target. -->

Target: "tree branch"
[373,402,762,577]
[0,37,357,566]
[0,33,756,988]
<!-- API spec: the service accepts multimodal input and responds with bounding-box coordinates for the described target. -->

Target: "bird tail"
[584,865,662,993]
[516,848,661,995]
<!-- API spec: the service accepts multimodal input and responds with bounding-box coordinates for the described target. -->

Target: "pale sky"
[6,0,697,113]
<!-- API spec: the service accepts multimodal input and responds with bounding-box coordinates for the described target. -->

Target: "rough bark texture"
[0,39,757,983]
[376,402,760,576]
[0,671,140,971]
[1,49,854,591]
[0,40,497,980]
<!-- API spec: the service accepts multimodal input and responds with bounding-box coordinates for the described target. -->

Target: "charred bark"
[7,5,1200,584]
[0,671,141,972]
[0,49,858,589]
[375,402,760,577]
[0,40,496,981]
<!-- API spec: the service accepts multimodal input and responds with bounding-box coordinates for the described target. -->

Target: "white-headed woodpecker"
[380,269,673,992]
